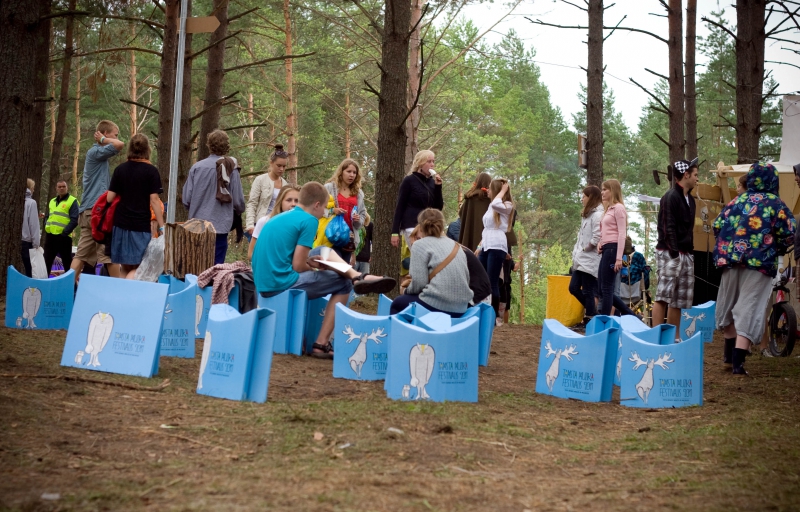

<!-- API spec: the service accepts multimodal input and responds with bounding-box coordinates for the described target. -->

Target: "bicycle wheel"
[769,302,796,357]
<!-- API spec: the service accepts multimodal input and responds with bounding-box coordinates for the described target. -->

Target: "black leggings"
[20,241,34,277]
[598,244,635,316]
[569,269,598,317]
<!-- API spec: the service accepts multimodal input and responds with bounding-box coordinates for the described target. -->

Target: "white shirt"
[265,187,281,216]
[252,215,270,239]
[480,197,514,252]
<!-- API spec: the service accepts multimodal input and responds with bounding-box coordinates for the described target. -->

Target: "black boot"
[491,295,500,320]
[723,338,735,366]
[732,348,749,375]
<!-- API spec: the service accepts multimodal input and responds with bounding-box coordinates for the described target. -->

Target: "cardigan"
[391,172,444,234]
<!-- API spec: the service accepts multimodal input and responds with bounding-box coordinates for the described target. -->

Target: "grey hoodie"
[22,188,40,248]
[572,204,603,277]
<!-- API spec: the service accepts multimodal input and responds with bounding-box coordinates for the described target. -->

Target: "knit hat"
[673,157,699,178]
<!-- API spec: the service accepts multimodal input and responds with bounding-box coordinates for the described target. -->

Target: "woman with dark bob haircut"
[106,134,164,279]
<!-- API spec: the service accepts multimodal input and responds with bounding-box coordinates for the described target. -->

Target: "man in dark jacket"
[653,158,698,337]
[43,180,79,276]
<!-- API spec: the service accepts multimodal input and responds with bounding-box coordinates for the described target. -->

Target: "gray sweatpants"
[715,267,773,343]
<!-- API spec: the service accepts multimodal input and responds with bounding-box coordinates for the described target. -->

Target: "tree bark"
[667,0,685,164]
[72,49,82,187]
[684,0,697,160]
[344,88,351,159]
[29,13,52,206]
[130,24,138,136]
[48,0,77,201]
[735,0,767,164]
[177,1,193,223]
[197,0,229,161]
[284,0,298,183]
[157,0,180,194]
[0,0,50,293]
[404,0,423,172]
[586,0,604,186]
[372,0,411,285]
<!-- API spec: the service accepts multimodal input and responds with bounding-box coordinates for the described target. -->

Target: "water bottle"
[352,206,358,221]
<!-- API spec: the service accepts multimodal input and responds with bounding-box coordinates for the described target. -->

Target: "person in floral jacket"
[712,162,796,375]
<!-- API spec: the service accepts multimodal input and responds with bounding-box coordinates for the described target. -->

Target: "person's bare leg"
[666,307,682,340]
[70,258,85,284]
[320,250,381,282]
[723,322,736,339]
[652,301,667,326]
[313,293,349,354]
[105,263,120,278]
[122,264,138,280]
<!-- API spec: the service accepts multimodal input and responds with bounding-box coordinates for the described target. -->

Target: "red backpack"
[90,192,120,244]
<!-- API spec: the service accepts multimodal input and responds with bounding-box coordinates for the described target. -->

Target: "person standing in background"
[245,144,289,234]
[70,120,124,282]
[354,214,373,275]
[391,150,443,248]
[43,180,79,276]
[458,172,492,251]
[182,130,246,265]
[21,179,41,278]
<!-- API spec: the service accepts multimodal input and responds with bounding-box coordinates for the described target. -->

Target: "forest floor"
[1,297,799,512]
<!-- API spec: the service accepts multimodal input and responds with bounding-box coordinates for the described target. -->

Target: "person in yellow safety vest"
[43,180,80,276]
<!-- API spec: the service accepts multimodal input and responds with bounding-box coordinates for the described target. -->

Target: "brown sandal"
[310,342,334,359]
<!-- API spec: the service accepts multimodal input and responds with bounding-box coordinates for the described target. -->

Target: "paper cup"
[319,246,332,261]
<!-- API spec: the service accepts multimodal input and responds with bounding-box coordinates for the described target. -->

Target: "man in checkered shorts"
[653,158,699,339]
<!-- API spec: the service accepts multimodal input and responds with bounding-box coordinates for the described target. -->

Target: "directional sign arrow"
[178,15,221,34]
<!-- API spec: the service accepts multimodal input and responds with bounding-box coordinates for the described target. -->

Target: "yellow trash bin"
[545,275,584,326]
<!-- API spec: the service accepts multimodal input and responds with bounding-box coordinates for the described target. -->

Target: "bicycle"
[768,274,797,357]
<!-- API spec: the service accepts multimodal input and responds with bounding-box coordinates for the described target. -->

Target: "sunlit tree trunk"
[667,0,685,164]
[130,25,137,137]
[684,0,697,160]
[586,0,603,186]
[284,0,298,183]
[157,0,180,192]
[404,0,423,172]
[48,0,77,201]
[72,42,82,187]
[735,0,766,164]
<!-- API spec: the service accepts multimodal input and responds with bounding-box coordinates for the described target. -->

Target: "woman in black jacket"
[391,150,444,248]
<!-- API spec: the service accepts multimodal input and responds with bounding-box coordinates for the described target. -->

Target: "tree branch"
[775,1,800,30]
[649,106,670,115]
[120,98,159,114]
[40,10,89,21]
[644,67,668,81]
[604,15,625,41]
[151,0,165,13]
[700,16,737,41]
[363,80,381,98]
[719,115,736,128]
[399,39,425,130]
[526,17,668,43]
[351,0,384,37]
[69,47,162,59]
[189,30,241,60]
[766,59,800,70]
[630,77,671,113]
[240,161,324,179]
[223,52,315,73]
[189,91,240,122]
[223,123,269,131]
[92,14,164,29]
[406,2,430,40]
[654,133,670,148]
[560,0,588,11]
[229,7,259,23]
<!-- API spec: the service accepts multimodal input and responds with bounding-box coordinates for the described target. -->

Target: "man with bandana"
[653,158,699,339]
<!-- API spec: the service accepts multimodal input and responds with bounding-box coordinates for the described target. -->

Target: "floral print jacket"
[712,162,796,278]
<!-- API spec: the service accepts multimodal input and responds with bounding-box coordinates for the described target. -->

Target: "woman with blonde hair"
[21,178,41,277]
[391,150,444,248]
[597,179,636,316]
[323,158,367,261]
[569,185,603,325]
[245,144,289,234]
[477,179,514,319]
[390,208,472,316]
[247,184,301,259]
[458,172,492,251]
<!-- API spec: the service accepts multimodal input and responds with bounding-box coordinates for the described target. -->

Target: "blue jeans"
[569,269,597,317]
[214,233,228,265]
[389,293,463,317]
[478,248,506,298]
[598,244,635,316]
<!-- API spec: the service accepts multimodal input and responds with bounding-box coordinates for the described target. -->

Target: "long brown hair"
[465,172,492,199]
[489,179,514,226]
[328,158,362,197]
[269,184,301,218]
[581,185,602,218]
[601,179,627,222]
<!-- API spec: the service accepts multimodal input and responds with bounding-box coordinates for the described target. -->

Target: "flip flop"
[354,276,396,295]
[310,342,334,359]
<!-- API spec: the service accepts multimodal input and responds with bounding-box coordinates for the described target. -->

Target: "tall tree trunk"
[586,0,604,186]
[684,0,697,160]
[29,15,52,206]
[0,0,50,293]
[130,25,137,136]
[176,1,193,223]
[284,0,298,183]
[404,0,423,172]
[197,0,229,161]
[344,88,351,159]
[372,0,411,284]
[157,0,180,193]
[667,0,685,164]
[72,51,82,187]
[735,0,767,164]
[48,0,77,201]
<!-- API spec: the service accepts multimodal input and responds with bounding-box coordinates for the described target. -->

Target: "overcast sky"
[460,0,800,131]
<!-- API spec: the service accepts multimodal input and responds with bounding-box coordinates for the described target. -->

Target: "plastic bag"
[29,247,48,279]
[325,215,351,248]
[313,195,337,248]
[135,236,165,282]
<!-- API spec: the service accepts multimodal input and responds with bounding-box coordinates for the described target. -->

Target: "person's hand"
[246,227,254,234]
[391,234,399,247]
[614,259,623,272]
[352,213,361,223]
[307,255,322,269]
[500,182,509,195]
[513,261,520,272]
[597,243,603,254]
[434,174,443,186]
[474,248,481,256]
[39,212,45,219]
[94,131,104,144]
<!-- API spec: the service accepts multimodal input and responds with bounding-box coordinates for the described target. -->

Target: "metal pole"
[167,0,189,224]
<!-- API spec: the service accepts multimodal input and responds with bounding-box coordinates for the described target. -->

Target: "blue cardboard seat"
[5,267,75,330]
[304,295,329,355]
[460,302,495,366]
[197,304,277,402]
[185,274,211,339]
[619,329,703,408]
[157,275,198,358]
[385,312,480,403]
[333,304,390,380]
[535,319,618,402]
[60,274,168,377]
[377,294,393,316]
[257,289,307,355]
[680,301,716,342]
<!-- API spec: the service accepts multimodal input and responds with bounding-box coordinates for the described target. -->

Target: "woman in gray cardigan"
[323,158,366,262]
[390,209,473,316]
[245,144,289,233]
[569,185,603,324]
[21,178,41,278]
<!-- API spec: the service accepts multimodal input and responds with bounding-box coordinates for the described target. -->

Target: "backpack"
[90,192,120,244]
[231,271,257,314]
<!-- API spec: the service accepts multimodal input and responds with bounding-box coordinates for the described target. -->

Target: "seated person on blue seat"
[252,181,396,359]
[390,209,473,316]
[247,184,300,260]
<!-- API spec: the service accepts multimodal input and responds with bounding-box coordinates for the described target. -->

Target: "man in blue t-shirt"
[252,181,395,359]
